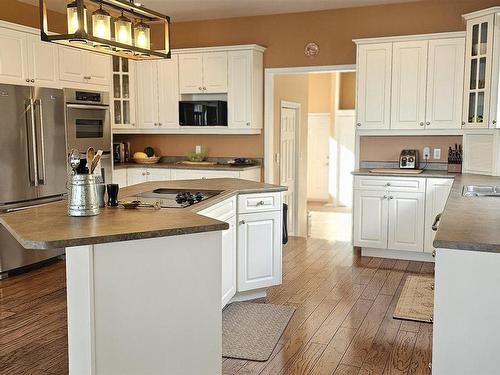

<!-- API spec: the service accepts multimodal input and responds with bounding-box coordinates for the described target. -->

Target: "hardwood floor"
[0,237,433,375]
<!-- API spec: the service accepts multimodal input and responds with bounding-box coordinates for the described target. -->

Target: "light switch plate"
[434,148,441,160]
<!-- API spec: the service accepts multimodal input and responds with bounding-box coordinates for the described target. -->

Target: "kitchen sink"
[462,185,500,197]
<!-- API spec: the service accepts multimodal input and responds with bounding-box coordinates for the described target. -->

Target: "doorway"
[265,66,356,241]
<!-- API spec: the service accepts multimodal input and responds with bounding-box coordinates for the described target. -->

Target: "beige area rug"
[222,302,295,361]
[394,275,434,323]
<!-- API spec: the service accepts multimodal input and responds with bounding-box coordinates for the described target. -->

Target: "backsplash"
[359,135,463,163]
[113,134,264,158]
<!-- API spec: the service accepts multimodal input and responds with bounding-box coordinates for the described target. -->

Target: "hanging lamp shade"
[134,20,151,51]
[92,5,111,41]
[115,12,132,49]
[67,1,87,34]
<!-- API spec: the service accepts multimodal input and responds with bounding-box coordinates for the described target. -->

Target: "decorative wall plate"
[304,42,320,57]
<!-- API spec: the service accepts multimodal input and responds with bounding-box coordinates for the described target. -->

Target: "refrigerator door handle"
[34,99,46,185]
[25,99,38,187]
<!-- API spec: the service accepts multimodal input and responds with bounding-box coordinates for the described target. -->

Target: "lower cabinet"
[237,210,282,291]
[171,169,239,180]
[126,168,171,185]
[112,169,127,187]
[353,176,453,256]
[221,216,237,307]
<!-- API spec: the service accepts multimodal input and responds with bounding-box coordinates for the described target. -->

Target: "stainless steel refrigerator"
[0,84,66,276]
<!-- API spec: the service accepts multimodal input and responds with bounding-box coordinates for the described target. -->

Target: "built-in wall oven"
[64,89,112,182]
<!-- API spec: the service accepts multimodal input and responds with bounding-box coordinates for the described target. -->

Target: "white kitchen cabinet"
[126,168,171,186]
[136,56,179,130]
[171,169,238,180]
[391,40,428,130]
[426,38,465,129]
[27,36,59,88]
[112,57,136,129]
[228,49,263,130]
[112,168,127,187]
[237,209,282,291]
[387,191,425,252]
[178,52,227,94]
[0,27,29,85]
[353,190,389,249]
[59,47,110,86]
[424,178,453,253]
[355,43,392,129]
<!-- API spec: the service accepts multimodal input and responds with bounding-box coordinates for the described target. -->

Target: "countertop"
[433,174,500,253]
[352,168,457,178]
[0,179,286,250]
[114,162,261,171]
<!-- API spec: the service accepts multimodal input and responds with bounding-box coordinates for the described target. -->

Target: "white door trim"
[280,100,301,236]
[264,64,356,184]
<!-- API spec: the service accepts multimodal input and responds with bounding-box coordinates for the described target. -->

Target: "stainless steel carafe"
[67,174,100,216]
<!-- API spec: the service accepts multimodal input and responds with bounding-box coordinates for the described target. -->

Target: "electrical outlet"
[433,148,441,160]
[423,146,430,160]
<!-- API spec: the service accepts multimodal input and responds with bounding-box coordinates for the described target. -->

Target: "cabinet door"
[146,168,171,182]
[221,215,237,307]
[171,169,238,180]
[157,55,179,127]
[0,28,29,85]
[135,61,159,129]
[353,190,388,249]
[84,52,111,86]
[237,210,282,291]
[126,168,148,186]
[202,52,228,93]
[424,178,453,253]
[426,38,465,129]
[356,43,392,129]
[112,169,128,187]
[463,15,494,128]
[387,192,425,252]
[391,40,428,129]
[228,50,251,128]
[59,47,84,83]
[178,53,203,94]
[27,37,59,88]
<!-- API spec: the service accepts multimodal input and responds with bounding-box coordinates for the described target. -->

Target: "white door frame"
[264,64,356,184]
[280,100,301,235]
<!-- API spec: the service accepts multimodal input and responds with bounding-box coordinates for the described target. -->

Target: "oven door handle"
[66,104,109,110]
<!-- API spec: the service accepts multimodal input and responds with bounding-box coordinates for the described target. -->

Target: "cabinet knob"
[383,195,388,199]
[142,172,146,176]
[199,87,203,91]
[462,121,466,126]
[432,249,436,258]
[246,122,250,126]
[356,123,361,127]
[154,123,158,126]
[426,121,430,126]
[493,120,497,125]
[203,87,207,90]
[389,196,394,200]
[30,79,35,83]
[147,171,150,175]
[419,122,424,127]
[239,220,246,225]
[26,79,30,82]
[385,182,391,187]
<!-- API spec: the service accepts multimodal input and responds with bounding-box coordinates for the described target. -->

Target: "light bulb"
[67,1,87,34]
[134,20,150,51]
[115,13,132,48]
[92,5,111,40]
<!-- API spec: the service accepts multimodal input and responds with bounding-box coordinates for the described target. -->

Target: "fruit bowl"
[132,156,161,164]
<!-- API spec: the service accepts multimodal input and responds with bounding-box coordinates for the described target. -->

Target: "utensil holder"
[67,174,100,216]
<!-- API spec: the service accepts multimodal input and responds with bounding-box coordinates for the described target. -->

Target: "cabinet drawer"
[354,176,425,192]
[198,196,236,222]
[238,192,281,213]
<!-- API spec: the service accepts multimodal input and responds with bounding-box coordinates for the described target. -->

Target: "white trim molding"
[353,31,466,45]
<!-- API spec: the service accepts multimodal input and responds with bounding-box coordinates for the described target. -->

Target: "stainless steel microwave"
[179,101,227,126]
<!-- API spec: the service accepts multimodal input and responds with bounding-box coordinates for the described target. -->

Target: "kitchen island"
[0,178,286,375]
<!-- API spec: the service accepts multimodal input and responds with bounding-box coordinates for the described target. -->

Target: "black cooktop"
[132,188,222,208]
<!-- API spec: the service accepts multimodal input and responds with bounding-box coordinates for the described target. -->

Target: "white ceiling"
[23,0,421,22]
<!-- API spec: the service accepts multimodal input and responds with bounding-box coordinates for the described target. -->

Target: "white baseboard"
[362,247,435,262]
[230,288,267,303]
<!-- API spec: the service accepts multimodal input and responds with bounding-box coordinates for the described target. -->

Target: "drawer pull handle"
[256,200,266,206]
[432,213,442,231]
[386,183,391,187]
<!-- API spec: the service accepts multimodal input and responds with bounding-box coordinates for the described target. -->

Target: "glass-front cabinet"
[463,9,500,129]
[112,56,136,129]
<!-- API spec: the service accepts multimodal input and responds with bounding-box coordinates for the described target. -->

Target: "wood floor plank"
[280,341,326,375]
[407,323,432,375]
[383,330,418,375]
[334,363,361,375]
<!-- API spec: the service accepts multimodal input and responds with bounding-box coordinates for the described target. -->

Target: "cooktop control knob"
[195,192,203,201]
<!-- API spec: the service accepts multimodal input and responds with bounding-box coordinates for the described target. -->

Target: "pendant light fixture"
[66,1,87,34]
[40,0,171,60]
[134,19,150,52]
[115,11,133,51]
[92,3,111,43]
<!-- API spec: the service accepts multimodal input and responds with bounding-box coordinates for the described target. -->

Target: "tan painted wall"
[308,73,333,113]
[359,136,463,163]
[0,0,66,33]
[339,72,356,110]
[273,74,309,236]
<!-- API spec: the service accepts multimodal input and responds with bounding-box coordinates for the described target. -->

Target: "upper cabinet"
[355,33,465,131]
[112,56,136,129]
[59,47,111,87]
[356,43,392,129]
[179,52,227,94]
[462,8,500,129]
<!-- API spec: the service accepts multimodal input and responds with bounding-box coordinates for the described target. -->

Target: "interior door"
[0,84,37,204]
[307,113,330,201]
[391,40,428,129]
[280,104,298,235]
[33,87,67,198]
